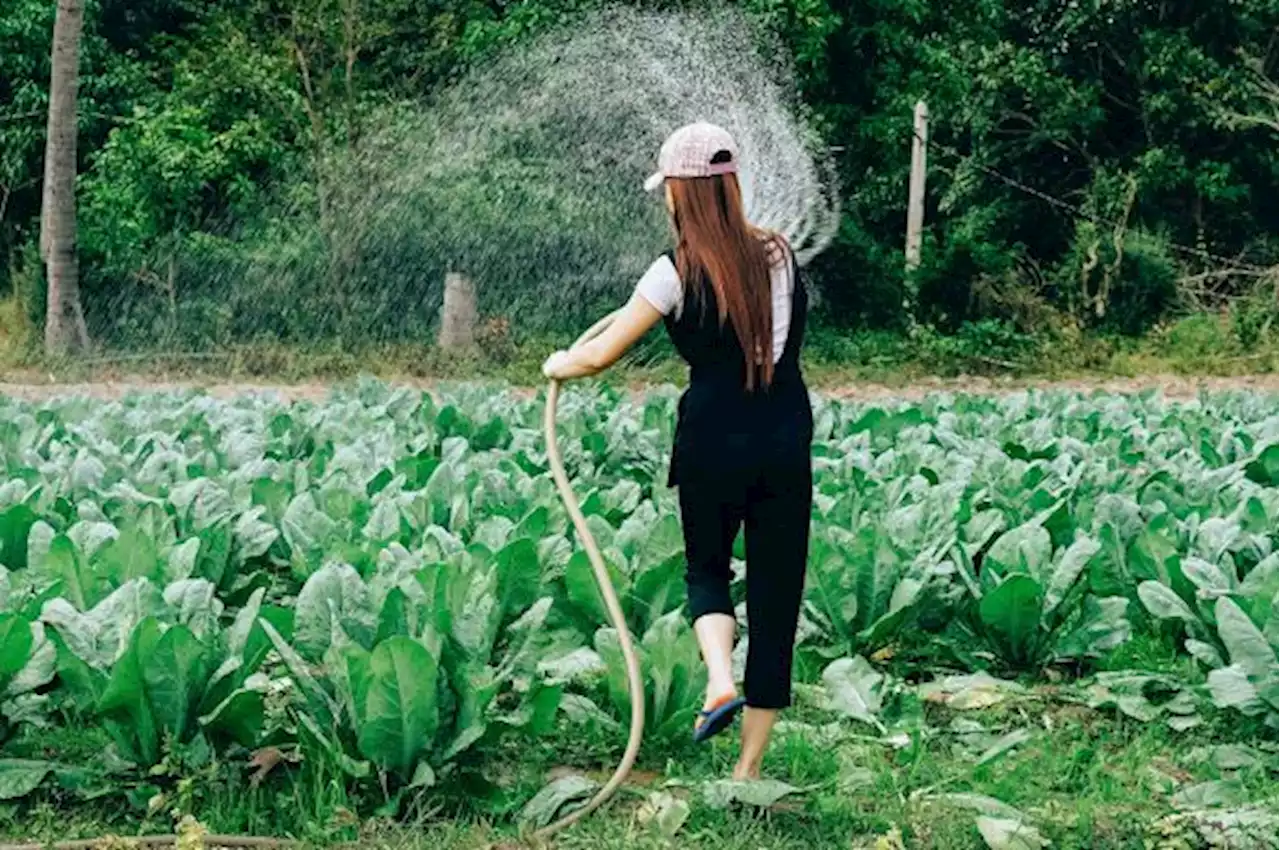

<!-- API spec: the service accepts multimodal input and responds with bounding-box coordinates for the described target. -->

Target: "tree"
[1220,54,1279,136]
[40,0,90,355]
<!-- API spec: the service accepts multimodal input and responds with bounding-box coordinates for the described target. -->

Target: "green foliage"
[1056,220,1180,336]
[3,0,1276,353]
[960,528,1132,670]
[813,0,1275,331]
[596,610,706,743]
[456,0,603,64]
[1139,550,1280,725]
[0,379,1276,813]
[1229,278,1280,351]
[76,25,302,302]
[918,320,1048,375]
[353,636,440,778]
[0,0,56,288]
[0,612,54,745]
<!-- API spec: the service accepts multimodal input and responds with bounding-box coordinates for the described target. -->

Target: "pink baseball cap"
[643,122,740,192]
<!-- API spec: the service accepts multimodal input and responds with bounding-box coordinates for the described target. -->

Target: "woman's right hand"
[544,295,663,382]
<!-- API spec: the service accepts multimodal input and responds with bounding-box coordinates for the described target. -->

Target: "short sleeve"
[764,236,795,296]
[634,255,683,316]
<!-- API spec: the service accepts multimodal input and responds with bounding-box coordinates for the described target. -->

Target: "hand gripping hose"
[534,312,645,841]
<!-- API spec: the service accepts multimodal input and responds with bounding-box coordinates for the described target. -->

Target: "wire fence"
[905,130,1275,275]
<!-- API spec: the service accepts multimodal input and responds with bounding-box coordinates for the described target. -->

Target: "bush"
[1105,233,1180,336]
[812,218,907,330]
[0,296,31,366]
[1158,313,1234,361]
[805,325,910,367]
[11,240,43,327]
[1229,275,1279,351]
[1055,225,1179,336]
[916,319,1046,376]
[912,207,1018,332]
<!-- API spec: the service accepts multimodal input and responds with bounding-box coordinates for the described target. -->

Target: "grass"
[1,295,1274,389]
[363,710,1274,850]
[0,296,31,370]
[4,646,1275,849]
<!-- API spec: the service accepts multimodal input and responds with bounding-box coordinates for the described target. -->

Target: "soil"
[0,373,1274,403]
[820,373,1277,402]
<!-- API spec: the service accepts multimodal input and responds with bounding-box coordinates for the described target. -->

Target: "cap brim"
[643,172,665,193]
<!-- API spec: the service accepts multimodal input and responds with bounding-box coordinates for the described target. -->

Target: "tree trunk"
[42,0,91,356]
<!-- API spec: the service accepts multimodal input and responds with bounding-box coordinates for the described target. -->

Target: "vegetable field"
[0,382,1276,849]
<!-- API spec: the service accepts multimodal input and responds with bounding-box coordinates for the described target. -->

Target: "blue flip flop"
[693,696,746,743]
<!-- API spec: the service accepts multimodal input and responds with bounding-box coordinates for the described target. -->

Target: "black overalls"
[662,248,813,711]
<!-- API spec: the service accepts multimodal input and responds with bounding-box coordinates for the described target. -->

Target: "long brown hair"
[667,173,779,390]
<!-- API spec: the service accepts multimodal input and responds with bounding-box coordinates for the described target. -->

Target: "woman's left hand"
[542,350,575,380]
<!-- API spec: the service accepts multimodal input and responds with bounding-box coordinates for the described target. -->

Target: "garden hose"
[534,311,646,841]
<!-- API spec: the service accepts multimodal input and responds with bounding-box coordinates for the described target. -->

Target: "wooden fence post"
[904,100,929,273]
[438,271,477,350]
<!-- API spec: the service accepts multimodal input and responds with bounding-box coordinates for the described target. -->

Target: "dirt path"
[0,379,343,403]
[822,373,1278,401]
[0,373,1274,403]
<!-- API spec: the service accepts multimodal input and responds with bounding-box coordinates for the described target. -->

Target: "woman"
[542,122,812,781]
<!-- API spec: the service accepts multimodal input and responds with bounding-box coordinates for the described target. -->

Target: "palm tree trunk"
[41,0,91,356]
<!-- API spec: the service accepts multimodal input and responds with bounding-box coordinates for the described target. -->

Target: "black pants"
[678,458,811,710]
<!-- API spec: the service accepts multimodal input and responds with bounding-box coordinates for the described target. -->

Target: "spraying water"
[415,5,840,262]
[107,5,839,347]
[373,5,840,323]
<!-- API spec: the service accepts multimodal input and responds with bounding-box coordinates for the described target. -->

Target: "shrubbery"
[0,0,1275,358]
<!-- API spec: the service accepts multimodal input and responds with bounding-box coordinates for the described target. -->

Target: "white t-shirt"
[634,246,795,364]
